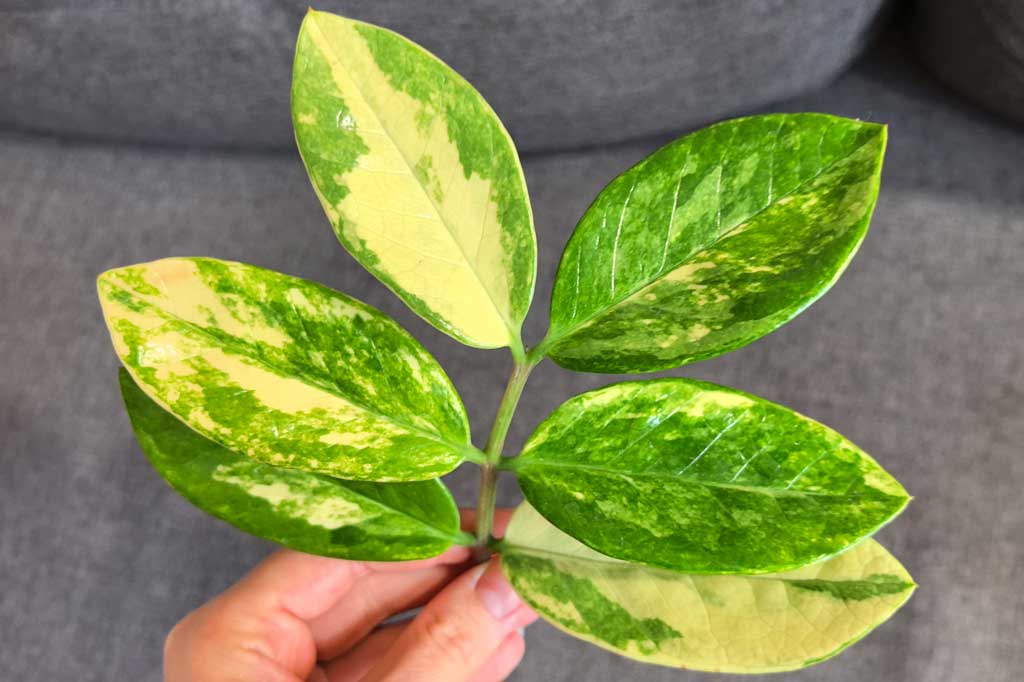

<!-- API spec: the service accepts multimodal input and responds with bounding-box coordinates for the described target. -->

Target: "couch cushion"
[2,40,1023,681]
[1,0,888,152]
[913,0,1024,127]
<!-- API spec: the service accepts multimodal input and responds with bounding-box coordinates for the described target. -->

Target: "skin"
[165,510,536,682]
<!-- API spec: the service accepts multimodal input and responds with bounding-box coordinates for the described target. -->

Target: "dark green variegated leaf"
[502,503,915,673]
[292,9,536,351]
[98,257,475,482]
[543,113,886,373]
[120,370,465,560]
[512,378,909,573]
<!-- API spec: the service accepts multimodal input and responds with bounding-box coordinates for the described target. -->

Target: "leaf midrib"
[322,478,462,542]
[305,14,519,346]
[503,543,912,591]
[515,458,902,500]
[544,125,882,349]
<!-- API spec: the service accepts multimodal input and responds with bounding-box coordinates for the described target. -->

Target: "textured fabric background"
[0,0,887,152]
[1,37,1022,679]
[912,0,1024,127]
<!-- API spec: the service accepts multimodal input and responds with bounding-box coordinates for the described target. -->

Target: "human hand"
[164,509,536,682]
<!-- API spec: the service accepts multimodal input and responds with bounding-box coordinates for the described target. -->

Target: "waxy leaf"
[503,503,915,673]
[544,113,886,373]
[513,378,909,573]
[292,9,537,350]
[120,370,464,560]
[98,257,473,482]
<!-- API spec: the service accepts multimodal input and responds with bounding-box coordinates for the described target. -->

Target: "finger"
[164,603,306,682]
[360,556,531,682]
[223,544,472,642]
[459,508,515,538]
[468,631,527,682]
[165,549,362,681]
[229,545,473,620]
[309,562,466,659]
[324,627,527,682]
[224,550,367,623]
[323,623,408,682]
[166,547,472,681]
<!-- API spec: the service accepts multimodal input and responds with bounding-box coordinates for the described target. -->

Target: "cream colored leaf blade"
[98,257,471,481]
[502,503,915,673]
[292,10,536,349]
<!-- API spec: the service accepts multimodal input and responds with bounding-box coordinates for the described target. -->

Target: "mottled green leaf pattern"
[120,370,463,560]
[292,9,536,350]
[513,378,909,573]
[503,503,915,673]
[98,257,473,481]
[544,113,886,373]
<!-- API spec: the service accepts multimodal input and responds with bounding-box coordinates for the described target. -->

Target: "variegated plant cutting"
[98,8,914,674]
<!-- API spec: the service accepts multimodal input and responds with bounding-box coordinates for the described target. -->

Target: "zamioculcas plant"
[98,9,914,674]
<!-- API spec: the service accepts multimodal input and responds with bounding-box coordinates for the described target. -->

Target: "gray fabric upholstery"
[1,0,887,152]
[2,38,1023,680]
[913,0,1024,126]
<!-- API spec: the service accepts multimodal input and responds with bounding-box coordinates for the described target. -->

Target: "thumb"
[362,556,536,682]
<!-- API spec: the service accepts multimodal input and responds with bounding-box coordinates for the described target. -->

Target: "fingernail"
[475,561,521,620]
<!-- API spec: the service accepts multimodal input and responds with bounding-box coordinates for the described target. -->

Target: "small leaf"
[502,503,914,673]
[98,257,472,481]
[544,113,886,373]
[513,378,909,573]
[292,9,536,350]
[120,370,463,560]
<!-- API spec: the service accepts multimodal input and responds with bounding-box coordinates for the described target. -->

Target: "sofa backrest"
[912,0,1024,128]
[1,0,890,152]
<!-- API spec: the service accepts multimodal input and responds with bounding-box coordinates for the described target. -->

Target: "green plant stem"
[473,352,538,551]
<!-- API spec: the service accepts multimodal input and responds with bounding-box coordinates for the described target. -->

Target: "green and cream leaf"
[502,503,915,673]
[292,9,537,351]
[544,113,886,373]
[513,378,909,573]
[120,370,464,560]
[98,257,473,482]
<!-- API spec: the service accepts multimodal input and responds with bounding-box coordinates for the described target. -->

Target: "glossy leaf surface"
[120,370,463,560]
[503,503,915,673]
[545,113,886,373]
[292,9,536,350]
[514,378,909,573]
[98,257,471,482]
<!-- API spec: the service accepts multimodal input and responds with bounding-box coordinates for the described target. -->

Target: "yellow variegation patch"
[503,504,915,673]
[514,378,909,574]
[545,114,886,373]
[119,369,465,560]
[293,10,536,351]
[98,257,473,481]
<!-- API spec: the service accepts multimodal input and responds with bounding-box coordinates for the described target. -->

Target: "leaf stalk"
[473,350,538,550]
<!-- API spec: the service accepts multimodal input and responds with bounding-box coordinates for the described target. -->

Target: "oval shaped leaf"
[502,503,915,673]
[544,113,886,373]
[120,370,464,560]
[513,378,909,573]
[98,257,473,481]
[292,9,536,350]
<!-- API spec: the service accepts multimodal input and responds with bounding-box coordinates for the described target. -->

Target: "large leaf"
[543,113,886,373]
[512,378,909,573]
[98,257,473,481]
[120,370,464,560]
[292,9,536,351]
[502,503,915,673]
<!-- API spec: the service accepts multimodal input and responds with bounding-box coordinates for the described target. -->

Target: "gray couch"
[2,1,1022,680]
